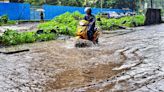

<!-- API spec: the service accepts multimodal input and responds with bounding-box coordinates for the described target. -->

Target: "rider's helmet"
[84,7,92,15]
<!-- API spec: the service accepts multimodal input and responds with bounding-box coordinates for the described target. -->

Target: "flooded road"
[0,22,38,33]
[0,24,164,92]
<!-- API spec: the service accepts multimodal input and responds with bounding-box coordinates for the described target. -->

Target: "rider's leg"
[87,25,94,41]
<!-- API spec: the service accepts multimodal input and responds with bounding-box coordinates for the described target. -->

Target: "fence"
[0,3,30,20]
[30,6,42,20]
[0,3,132,20]
[43,5,132,20]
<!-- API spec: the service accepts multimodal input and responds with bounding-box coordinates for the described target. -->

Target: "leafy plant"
[0,15,16,26]
[161,9,164,17]
[38,11,83,36]
[97,15,145,30]
[0,29,58,46]
[36,33,57,41]
[1,15,8,24]
[7,21,17,25]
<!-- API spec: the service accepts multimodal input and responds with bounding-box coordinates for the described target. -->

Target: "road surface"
[0,24,164,92]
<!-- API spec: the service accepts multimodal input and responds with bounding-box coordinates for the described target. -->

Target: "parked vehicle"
[99,11,135,19]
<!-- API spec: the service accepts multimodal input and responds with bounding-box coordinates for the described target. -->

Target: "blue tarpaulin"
[0,3,132,20]
[0,3,30,20]
[43,5,132,20]
[43,5,85,20]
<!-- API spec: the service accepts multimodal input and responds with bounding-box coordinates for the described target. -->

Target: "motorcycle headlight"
[79,21,85,26]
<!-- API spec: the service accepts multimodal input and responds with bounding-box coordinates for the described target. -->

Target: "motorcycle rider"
[84,7,96,41]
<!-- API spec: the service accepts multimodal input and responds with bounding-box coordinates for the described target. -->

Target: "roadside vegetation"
[97,15,145,30]
[38,11,83,36]
[0,29,57,46]
[162,10,164,17]
[38,12,145,34]
[0,12,145,46]
[0,15,16,26]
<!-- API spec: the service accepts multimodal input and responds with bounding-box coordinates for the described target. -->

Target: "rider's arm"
[89,15,96,26]
[84,16,87,21]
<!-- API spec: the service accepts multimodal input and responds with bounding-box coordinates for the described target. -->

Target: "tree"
[10,0,24,3]
[23,0,137,10]
[24,0,45,5]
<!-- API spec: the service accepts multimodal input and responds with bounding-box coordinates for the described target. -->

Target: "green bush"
[162,9,164,16]
[36,33,57,41]
[7,21,17,25]
[0,29,58,46]
[0,15,16,26]
[39,12,145,35]
[38,11,83,36]
[97,15,145,30]
[0,15,8,24]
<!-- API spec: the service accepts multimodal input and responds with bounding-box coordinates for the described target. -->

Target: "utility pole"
[44,0,46,4]
[101,0,103,12]
[150,0,153,8]
[85,0,88,6]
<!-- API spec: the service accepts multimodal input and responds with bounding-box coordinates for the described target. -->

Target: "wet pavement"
[0,24,164,92]
[0,22,39,33]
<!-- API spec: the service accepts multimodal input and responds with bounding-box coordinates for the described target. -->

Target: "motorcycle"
[76,20,100,44]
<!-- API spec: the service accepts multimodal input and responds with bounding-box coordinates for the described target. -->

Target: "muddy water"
[0,24,164,92]
[0,22,38,33]
[0,39,125,92]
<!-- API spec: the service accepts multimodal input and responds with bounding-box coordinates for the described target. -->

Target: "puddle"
[45,63,123,91]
